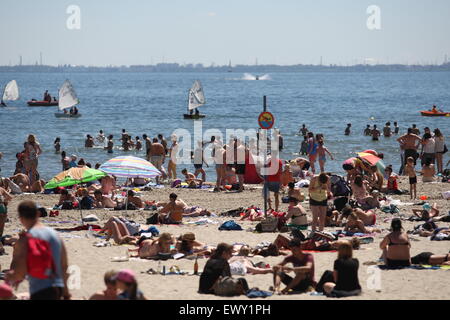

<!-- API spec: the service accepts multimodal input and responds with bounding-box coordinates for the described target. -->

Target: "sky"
[1,0,450,66]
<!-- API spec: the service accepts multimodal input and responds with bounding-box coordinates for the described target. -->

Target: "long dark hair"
[211,243,233,259]
[125,281,139,300]
[391,218,402,232]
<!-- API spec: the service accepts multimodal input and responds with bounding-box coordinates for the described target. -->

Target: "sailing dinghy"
[184,80,206,119]
[1,80,19,107]
[55,80,82,118]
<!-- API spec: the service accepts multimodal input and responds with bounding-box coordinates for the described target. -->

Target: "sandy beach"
[1,177,449,300]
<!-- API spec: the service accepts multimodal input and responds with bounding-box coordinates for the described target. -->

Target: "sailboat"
[184,80,206,119]
[54,80,82,118]
[1,80,19,107]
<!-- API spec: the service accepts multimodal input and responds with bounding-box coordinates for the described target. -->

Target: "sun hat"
[115,269,136,284]
[0,282,14,299]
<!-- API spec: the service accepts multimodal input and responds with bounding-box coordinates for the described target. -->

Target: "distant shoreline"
[1,63,450,73]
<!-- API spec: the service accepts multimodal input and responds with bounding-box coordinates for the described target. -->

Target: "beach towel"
[246,289,273,298]
[138,226,160,237]
[218,220,243,231]
[381,204,399,214]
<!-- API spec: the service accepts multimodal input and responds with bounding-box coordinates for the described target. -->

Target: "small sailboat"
[54,80,82,118]
[1,80,19,107]
[184,80,206,119]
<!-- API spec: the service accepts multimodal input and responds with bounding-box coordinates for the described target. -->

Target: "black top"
[199,258,231,294]
[334,258,361,291]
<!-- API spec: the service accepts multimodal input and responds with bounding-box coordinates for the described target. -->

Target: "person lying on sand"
[228,246,273,275]
[89,271,119,300]
[411,203,439,221]
[239,206,265,221]
[274,233,360,253]
[93,190,117,208]
[183,206,212,218]
[129,233,176,259]
[175,232,211,256]
[101,217,138,245]
[411,251,450,266]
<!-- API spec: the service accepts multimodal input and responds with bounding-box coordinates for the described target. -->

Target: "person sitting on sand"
[57,189,76,207]
[222,165,238,189]
[101,217,138,245]
[272,238,316,294]
[158,193,187,224]
[0,193,12,240]
[384,165,402,195]
[343,212,381,234]
[115,269,147,300]
[175,232,210,256]
[286,182,305,202]
[411,251,450,266]
[323,240,362,298]
[351,176,379,210]
[79,188,95,210]
[89,271,119,300]
[181,168,203,188]
[365,165,384,191]
[129,232,176,259]
[285,197,308,228]
[93,190,117,209]
[124,190,144,209]
[421,158,435,183]
[380,218,411,268]
[199,243,249,296]
[281,164,294,188]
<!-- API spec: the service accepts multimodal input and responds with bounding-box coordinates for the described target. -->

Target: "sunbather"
[343,212,381,234]
[411,251,450,266]
[101,217,138,245]
[93,190,117,208]
[130,233,176,259]
[175,232,211,256]
[57,189,76,207]
[181,168,203,188]
[337,205,377,226]
[380,218,411,268]
[158,193,187,224]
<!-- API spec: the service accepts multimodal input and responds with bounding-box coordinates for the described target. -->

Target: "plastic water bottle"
[157,261,162,274]
[86,226,93,239]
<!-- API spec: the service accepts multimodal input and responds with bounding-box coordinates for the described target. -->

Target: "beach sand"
[1,177,449,300]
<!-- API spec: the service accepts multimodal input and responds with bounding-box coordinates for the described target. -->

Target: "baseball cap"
[114,269,136,284]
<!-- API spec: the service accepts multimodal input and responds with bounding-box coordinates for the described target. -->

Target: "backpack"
[330,175,351,197]
[26,234,55,280]
[218,220,243,231]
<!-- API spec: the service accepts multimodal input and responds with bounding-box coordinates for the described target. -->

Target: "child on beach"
[404,157,417,199]
[384,165,402,195]
[317,140,334,173]
[115,269,147,300]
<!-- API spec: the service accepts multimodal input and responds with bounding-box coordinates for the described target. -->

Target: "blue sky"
[1,0,449,66]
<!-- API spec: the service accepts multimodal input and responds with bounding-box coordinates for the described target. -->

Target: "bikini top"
[388,235,409,246]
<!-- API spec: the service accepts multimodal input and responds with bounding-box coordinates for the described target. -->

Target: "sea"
[0,71,449,181]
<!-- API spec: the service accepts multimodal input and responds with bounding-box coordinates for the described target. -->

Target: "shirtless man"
[343,212,381,234]
[85,135,94,148]
[397,128,422,166]
[150,138,165,184]
[89,271,118,300]
[383,122,392,137]
[93,190,117,208]
[158,193,187,224]
[125,190,143,209]
[371,125,381,141]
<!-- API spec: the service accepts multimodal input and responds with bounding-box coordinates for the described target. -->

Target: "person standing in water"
[345,124,351,136]
[394,122,400,135]
[106,135,114,154]
[383,122,392,137]
[371,125,380,141]
[306,132,318,174]
[54,137,61,153]
[317,140,334,173]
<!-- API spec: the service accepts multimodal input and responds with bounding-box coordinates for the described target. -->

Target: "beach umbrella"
[44,167,107,225]
[99,156,161,178]
[44,167,107,189]
[357,152,386,173]
[99,156,161,210]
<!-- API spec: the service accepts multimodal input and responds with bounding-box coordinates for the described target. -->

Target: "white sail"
[188,80,206,111]
[58,80,79,111]
[2,80,19,101]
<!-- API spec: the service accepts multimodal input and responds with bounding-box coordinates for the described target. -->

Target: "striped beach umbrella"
[99,156,161,178]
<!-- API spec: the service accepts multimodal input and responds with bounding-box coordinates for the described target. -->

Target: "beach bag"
[213,277,248,297]
[218,220,243,231]
[260,217,279,233]
[26,234,55,280]
[330,175,351,197]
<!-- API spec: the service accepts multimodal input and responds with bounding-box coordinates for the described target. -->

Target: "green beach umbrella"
[44,167,107,189]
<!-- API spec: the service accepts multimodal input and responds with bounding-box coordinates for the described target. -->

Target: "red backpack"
[26,234,56,280]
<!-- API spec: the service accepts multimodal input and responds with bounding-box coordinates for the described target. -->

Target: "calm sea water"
[0,72,449,181]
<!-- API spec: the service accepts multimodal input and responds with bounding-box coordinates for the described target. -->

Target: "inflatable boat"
[420,111,450,117]
[28,100,59,107]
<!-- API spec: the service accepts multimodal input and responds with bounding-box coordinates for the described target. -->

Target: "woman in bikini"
[23,134,42,185]
[380,218,411,268]
[132,233,176,259]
